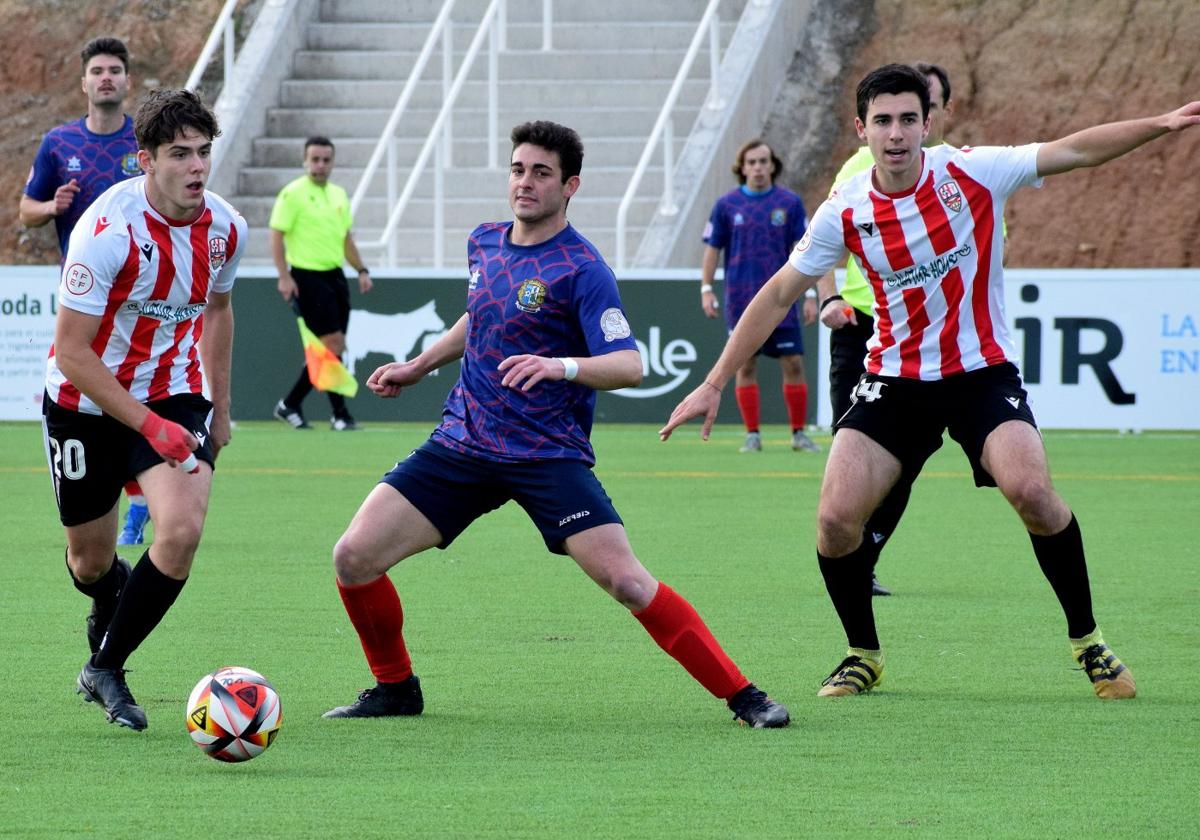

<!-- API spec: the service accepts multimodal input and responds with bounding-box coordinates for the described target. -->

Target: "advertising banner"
[3,265,1197,429]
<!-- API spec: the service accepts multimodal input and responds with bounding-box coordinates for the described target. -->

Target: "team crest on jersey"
[936,180,963,213]
[208,236,228,271]
[733,213,745,226]
[120,153,140,177]
[600,308,631,343]
[515,278,547,313]
[770,208,787,227]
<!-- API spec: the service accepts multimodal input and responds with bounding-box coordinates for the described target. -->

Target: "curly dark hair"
[510,121,584,180]
[134,89,221,154]
[81,36,129,73]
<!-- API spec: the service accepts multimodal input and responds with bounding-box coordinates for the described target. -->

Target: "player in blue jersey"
[323,121,789,728]
[20,36,152,549]
[701,139,819,453]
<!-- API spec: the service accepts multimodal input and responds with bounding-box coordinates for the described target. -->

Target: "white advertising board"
[816,269,1200,430]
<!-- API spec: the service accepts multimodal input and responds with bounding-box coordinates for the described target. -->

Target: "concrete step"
[318,0,749,25]
[230,194,663,229]
[279,77,713,110]
[289,49,701,80]
[238,165,666,198]
[238,225,646,268]
[306,20,738,51]
[251,135,686,168]
[264,105,702,139]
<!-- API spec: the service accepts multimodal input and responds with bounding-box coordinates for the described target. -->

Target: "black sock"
[94,550,187,670]
[66,551,123,604]
[1029,514,1096,639]
[862,476,915,568]
[283,365,313,409]
[818,541,879,650]
[328,393,348,418]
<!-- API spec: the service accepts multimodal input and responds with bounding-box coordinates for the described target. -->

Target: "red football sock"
[336,575,413,683]
[783,382,809,432]
[634,582,750,700]
[734,384,760,433]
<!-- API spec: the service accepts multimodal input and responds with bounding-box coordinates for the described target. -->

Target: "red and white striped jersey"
[791,143,1042,380]
[46,176,246,414]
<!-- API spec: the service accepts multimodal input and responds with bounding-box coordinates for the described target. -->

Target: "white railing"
[185,0,241,93]
[614,0,726,270]
[360,0,511,267]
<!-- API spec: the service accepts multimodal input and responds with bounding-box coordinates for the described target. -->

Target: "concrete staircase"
[229,0,748,268]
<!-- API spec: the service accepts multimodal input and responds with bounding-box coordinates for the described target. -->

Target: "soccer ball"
[186,666,282,763]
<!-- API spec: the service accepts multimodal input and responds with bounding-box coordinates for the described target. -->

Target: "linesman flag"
[295,313,358,397]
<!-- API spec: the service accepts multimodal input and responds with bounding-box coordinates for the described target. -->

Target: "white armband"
[805,287,817,299]
[700,284,714,294]
[557,357,579,381]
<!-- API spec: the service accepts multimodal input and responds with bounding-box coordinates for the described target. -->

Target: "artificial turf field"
[1,420,1197,838]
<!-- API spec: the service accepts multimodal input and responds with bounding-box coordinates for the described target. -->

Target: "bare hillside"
[4,0,1197,267]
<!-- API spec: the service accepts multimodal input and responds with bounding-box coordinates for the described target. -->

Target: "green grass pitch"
[1,421,1197,838]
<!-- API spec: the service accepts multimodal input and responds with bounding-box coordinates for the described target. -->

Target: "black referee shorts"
[292,266,350,336]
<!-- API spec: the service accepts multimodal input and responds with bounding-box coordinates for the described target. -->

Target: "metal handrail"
[349,0,457,219]
[366,0,507,267]
[185,0,241,93]
[614,0,724,270]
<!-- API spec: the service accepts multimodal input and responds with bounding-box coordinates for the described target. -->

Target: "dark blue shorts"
[731,322,804,358]
[380,440,623,555]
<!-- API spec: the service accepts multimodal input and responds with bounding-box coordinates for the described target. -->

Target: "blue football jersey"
[24,115,140,256]
[432,222,638,464]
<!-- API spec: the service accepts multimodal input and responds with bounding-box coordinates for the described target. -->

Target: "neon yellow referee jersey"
[268,175,352,271]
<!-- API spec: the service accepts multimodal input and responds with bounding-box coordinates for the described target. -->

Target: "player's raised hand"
[367,360,425,398]
[498,354,561,391]
[659,380,723,442]
[54,179,80,215]
[1165,101,1200,131]
[820,300,857,329]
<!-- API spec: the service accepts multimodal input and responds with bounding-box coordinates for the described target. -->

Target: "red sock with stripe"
[634,582,750,700]
[336,575,413,683]
[783,383,809,432]
[734,384,760,433]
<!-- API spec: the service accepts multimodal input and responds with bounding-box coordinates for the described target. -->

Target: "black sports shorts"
[292,266,350,336]
[834,362,1037,488]
[42,393,215,526]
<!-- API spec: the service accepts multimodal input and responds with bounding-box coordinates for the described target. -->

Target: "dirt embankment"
[776,0,1200,268]
[3,0,1197,267]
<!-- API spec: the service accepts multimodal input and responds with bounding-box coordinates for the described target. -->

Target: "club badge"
[937,179,963,213]
[209,236,228,271]
[516,278,547,313]
[771,208,787,227]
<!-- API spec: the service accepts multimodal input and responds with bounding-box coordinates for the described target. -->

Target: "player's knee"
[1001,476,1053,520]
[69,550,115,583]
[606,572,655,611]
[332,531,375,583]
[816,504,861,554]
[149,516,204,572]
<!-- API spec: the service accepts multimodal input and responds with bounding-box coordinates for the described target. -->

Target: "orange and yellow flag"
[297,317,358,397]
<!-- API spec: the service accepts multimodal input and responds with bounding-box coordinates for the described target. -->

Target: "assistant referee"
[271,135,372,430]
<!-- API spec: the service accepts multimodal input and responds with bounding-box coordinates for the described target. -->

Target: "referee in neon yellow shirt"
[271,136,372,430]
[814,63,957,597]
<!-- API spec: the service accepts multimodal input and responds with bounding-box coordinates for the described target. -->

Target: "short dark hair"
[134,89,220,155]
[731,138,783,185]
[304,136,335,153]
[855,63,931,123]
[81,37,129,74]
[510,121,584,180]
[914,62,951,106]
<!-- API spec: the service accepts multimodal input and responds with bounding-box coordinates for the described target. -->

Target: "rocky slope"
[3,0,1196,267]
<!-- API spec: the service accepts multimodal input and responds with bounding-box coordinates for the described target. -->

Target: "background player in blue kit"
[323,121,788,728]
[700,139,819,453]
[20,36,153,547]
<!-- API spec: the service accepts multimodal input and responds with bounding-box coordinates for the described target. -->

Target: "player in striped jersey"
[43,89,246,730]
[663,63,1200,701]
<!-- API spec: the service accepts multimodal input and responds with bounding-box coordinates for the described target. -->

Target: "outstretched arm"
[367,313,468,397]
[659,261,819,441]
[1036,101,1200,177]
